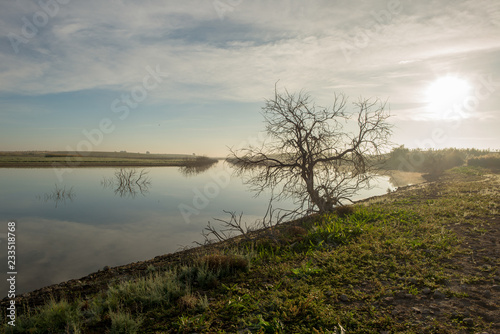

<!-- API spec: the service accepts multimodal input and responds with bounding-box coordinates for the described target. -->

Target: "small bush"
[109,310,142,334]
[195,266,219,289]
[178,294,199,310]
[198,294,210,310]
[278,225,308,244]
[285,225,308,237]
[177,266,199,285]
[9,298,83,334]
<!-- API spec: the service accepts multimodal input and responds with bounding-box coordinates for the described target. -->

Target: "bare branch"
[228,86,393,214]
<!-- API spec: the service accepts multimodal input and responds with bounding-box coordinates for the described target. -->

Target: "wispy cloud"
[0,0,499,152]
[2,1,498,99]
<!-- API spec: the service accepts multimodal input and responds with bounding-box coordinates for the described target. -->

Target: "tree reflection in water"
[36,184,76,208]
[101,168,151,198]
[178,157,218,177]
[178,162,218,177]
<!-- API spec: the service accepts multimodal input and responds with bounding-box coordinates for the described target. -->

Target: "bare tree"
[229,86,392,214]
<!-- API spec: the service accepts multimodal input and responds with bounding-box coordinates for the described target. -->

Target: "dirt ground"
[379,215,500,333]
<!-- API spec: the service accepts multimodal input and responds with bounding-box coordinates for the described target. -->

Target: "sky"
[1,0,499,156]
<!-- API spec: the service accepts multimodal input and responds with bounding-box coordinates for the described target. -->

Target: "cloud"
[0,0,498,118]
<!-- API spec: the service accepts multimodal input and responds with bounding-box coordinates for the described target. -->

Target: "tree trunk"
[303,171,334,213]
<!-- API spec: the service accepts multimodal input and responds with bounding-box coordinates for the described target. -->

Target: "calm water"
[0,162,397,297]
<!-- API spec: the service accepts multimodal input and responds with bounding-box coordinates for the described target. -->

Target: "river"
[0,161,401,296]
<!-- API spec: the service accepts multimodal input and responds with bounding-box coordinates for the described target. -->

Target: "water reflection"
[101,168,152,198]
[178,158,218,177]
[383,170,425,188]
[178,162,218,177]
[36,184,76,208]
[0,164,416,297]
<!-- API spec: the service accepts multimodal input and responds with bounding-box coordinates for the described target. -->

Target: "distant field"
[0,151,217,167]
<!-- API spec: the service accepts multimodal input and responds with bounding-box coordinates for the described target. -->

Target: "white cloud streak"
[0,0,499,117]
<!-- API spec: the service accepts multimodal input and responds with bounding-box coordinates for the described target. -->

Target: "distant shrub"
[382,147,482,174]
[45,153,81,158]
[467,154,500,170]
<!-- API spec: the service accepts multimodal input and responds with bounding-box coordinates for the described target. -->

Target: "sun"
[425,76,471,119]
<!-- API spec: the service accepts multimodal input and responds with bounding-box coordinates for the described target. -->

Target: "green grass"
[3,168,498,333]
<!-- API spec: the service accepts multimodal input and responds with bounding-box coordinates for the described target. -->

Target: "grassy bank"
[2,167,499,333]
[0,151,218,168]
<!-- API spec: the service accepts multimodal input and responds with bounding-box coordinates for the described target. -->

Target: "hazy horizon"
[1,0,499,156]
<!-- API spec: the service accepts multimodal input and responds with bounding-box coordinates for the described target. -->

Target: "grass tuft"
[199,254,249,274]
[109,310,142,334]
[106,271,184,311]
[177,294,199,310]
[334,205,355,217]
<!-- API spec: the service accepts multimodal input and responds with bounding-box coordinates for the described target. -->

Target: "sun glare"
[425,76,471,119]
